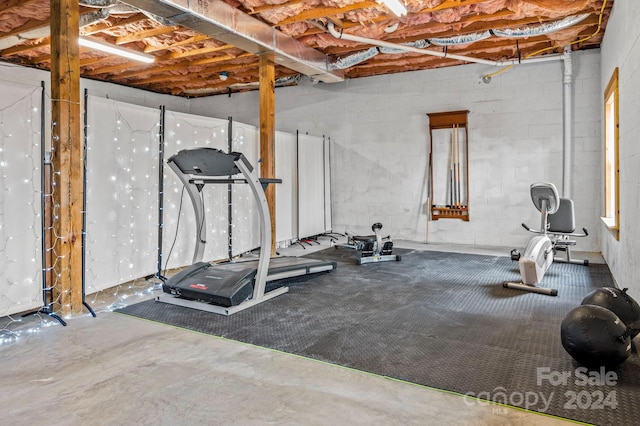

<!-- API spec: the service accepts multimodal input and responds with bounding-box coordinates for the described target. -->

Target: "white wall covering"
[275,131,297,242]
[231,121,260,256]
[85,96,159,294]
[162,111,229,269]
[297,133,326,238]
[599,0,640,300]
[0,82,42,316]
[324,137,333,232]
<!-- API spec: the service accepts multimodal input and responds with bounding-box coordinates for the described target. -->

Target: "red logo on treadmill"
[190,283,208,290]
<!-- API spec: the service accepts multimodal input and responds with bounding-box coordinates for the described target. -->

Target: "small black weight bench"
[335,223,401,265]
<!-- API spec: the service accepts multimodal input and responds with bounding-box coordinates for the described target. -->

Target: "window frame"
[602,67,620,240]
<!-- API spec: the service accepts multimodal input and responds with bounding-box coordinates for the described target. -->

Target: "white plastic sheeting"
[162,111,229,269]
[84,96,160,294]
[0,82,42,316]
[324,137,332,233]
[297,133,329,238]
[275,131,297,242]
[231,122,260,256]
[0,88,333,314]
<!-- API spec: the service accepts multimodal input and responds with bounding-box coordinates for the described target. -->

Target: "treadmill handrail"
[189,177,283,185]
[167,147,273,305]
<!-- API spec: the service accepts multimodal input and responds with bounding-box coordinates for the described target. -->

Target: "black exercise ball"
[582,287,640,337]
[561,305,631,368]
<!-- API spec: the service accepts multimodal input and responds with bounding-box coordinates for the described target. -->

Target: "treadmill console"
[169,147,251,176]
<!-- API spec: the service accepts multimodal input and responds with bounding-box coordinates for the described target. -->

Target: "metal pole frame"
[81,89,95,316]
[156,105,166,280]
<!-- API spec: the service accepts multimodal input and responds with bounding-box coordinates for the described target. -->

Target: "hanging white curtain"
[162,111,229,269]
[297,133,327,238]
[275,131,297,243]
[84,96,160,294]
[231,121,260,256]
[0,82,42,316]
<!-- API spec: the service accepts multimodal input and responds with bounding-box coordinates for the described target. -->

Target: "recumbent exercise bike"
[335,223,401,265]
[504,182,588,296]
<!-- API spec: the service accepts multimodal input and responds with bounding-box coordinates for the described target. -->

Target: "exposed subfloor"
[0,240,605,425]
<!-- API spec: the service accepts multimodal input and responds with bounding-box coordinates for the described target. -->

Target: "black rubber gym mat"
[117,249,640,425]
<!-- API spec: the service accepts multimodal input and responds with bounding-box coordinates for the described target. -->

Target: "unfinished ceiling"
[0,0,612,97]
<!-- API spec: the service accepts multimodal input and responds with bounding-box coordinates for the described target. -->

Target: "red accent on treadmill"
[189,283,208,290]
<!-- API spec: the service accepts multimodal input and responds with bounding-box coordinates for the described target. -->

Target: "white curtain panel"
[162,111,229,269]
[84,96,160,294]
[230,121,260,256]
[324,136,332,232]
[0,82,42,316]
[275,131,297,242]
[297,133,326,238]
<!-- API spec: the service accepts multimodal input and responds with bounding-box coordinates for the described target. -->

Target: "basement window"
[602,67,619,240]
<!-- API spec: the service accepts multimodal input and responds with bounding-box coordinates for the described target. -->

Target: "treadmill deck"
[159,256,337,314]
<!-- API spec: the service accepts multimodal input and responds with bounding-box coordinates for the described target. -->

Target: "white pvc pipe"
[327,23,563,68]
[562,46,573,198]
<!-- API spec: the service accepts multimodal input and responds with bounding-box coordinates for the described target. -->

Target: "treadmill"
[157,147,337,315]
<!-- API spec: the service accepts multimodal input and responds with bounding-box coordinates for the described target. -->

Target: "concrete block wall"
[191,50,602,252]
[600,0,640,300]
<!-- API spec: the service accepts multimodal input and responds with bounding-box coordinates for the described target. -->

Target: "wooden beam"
[143,34,209,53]
[0,0,39,15]
[276,1,379,26]
[115,25,180,45]
[0,17,51,40]
[49,0,83,316]
[80,14,148,36]
[417,0,489,14]
[259,52,276,256]
[89,52,253,79]
[249,0,306,15]
[139,61,258,86]
[0,38,50,56]
[156,43,233,61]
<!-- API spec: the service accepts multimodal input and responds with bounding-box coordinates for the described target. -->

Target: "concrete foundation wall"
[192,50,602,252]
[599,0,640,300]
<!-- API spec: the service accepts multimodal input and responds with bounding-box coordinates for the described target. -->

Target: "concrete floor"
[0,240,600,426]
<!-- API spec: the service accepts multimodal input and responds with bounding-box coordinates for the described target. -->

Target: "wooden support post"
[50,0,83,315]
[259,52,276,256]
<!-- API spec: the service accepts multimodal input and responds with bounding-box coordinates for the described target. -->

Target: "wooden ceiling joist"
[115,25,180,45]
[157,43,233,61]
[0,0,613,98]
[90,51,254,81]
[0,38,50,56]
[275,1,380,26]
[133,60,258,85]
[248,0,306,15]
[143,34,210,53]
[0,0,40,15]
[80,14,149,36]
